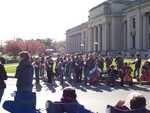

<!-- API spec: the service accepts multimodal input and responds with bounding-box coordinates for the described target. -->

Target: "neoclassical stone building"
[66,0,150,55]
[66,22,88,53]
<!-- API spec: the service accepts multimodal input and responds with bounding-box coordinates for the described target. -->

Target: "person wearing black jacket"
[15,51,34,92]
[45,56,54,84]
[0,57,8,103]
[133,54,141,80]
[73,55,83,82]
[33,58,40,85]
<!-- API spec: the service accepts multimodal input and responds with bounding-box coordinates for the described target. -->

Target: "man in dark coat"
[15,51,34,92]
[115,53,124,70]
[0,57,8,103]
[133,54,141,80]
[33,58,40,85]
[115,53,124,86]
[45,56,54,84]
[73,55,83,82]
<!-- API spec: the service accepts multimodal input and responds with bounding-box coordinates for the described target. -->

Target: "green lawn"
[5,63,18,74]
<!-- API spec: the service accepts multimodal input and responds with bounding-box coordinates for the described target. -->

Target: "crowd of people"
[31,52,150,87]
[0,51,150,113]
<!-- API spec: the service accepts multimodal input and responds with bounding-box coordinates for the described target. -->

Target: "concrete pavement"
[0,78,150,113]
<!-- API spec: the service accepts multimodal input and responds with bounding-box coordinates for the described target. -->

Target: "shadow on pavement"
[65,79,150,93]
[35,83,42,92]
[44,81,58,93]
[113,84,150,92]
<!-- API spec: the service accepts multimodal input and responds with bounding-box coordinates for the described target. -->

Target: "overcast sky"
[0,0,104,42]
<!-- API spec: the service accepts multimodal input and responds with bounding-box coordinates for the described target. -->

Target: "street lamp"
[80,43,84,53]
[94,42,98,53]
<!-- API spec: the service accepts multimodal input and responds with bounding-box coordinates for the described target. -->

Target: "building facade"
[66,22,88,53]
[66,0,150,55]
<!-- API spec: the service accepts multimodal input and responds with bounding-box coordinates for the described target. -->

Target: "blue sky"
[0,0,104,42]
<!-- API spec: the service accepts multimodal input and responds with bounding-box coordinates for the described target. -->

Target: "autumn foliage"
[4,40,45,56]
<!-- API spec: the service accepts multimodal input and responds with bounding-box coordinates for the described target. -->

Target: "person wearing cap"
[0,57,8,103]
[15,51,34,92]
[46,87,93,113]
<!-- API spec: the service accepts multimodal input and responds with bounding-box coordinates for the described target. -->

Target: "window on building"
[132,35,136,49]
[133,18,136,29]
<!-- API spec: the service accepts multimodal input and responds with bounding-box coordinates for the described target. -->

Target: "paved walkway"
[0,78,150,113]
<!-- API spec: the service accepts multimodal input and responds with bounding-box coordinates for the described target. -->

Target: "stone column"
[95,26,98,52]
[93,26,96,52]
[100,24,102,51]
[102,23,109,51]
[106,23,110,51]
[68,37,70,52]
[98,24,100,51]
[88,27,94,52]
[92,27,94,52]
[71,37,75,52]
[73,37,75,52]
[85,31,88,52]
[123,21,127,50]
[69,36,71,52]
[108,23,111,51]
[143,14,147,50]
[87,28,91,52]
[143,14,146,50]
[66,36,68,52]
[136,9,143,50]
[91,27,94,52]
[81,32,84,52]
[75,37,77,52]
[127,15,132,49]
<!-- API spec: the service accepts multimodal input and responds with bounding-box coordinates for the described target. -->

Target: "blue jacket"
[3,91,41,113]
[3,101,40,113]
[46,100,93,113]
[63,102,93,113]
